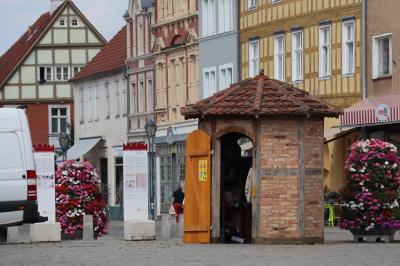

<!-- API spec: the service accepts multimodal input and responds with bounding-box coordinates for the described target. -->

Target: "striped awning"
[340,95,400,127]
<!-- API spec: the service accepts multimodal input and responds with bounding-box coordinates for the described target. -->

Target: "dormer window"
[71,17,79,27]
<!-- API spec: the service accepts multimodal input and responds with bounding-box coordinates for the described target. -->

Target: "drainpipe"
[237,0,241,81]
[362,0,367,99]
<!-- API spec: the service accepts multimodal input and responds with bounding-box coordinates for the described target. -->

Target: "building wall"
[73,72,127,206]
[153,0,199,126]
[198,0,239,99]
[127,0,156,141]
[240,0,362,109]
[200,117,325,243]
[0,4,105,145]
[366,0,400,97]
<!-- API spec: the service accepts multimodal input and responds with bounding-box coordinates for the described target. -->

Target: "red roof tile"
[72,26,127,81]
[181,74,341,119]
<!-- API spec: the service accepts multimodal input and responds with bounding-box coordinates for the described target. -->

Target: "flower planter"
[350,228,397,243]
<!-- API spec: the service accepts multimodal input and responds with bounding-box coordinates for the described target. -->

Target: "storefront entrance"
[220,133,252,243]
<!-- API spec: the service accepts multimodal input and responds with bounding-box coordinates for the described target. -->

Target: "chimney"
[50,0,64,15]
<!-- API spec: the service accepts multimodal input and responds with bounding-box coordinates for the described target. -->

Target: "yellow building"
[239,0,363,192]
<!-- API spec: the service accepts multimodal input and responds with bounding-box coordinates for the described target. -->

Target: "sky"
[0,0,128,55]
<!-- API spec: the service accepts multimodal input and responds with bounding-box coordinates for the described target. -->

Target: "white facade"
[73,72,127,207]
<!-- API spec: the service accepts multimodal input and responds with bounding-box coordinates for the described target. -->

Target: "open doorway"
[220,133,253,243]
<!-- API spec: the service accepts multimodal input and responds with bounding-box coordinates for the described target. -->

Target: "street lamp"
[59,132,70,161]
[145,119,157,220]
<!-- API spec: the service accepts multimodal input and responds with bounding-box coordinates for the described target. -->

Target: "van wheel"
[0,228,7,243]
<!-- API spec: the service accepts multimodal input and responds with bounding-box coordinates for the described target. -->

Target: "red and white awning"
[340,95,400,127]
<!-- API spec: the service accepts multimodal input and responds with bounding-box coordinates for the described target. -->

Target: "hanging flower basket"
[340,139,400,242]
[56,160,108,239]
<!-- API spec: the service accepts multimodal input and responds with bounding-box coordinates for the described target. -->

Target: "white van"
[0,108,47,227]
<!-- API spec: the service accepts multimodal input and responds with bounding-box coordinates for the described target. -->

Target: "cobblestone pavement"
[1,223,400,266]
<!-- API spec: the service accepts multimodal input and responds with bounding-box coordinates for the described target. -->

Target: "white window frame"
[115,80,121,117]
[121,80,127,115]
[274,34,285,81]
[248,0,257,10]
[342,20,355,76]
[292,30,303,82]
[202,0,216,37]
[272,0,282,3]
[372,33,392,79]
[202,66,217,98]
[218,0,233,34]
[94,84,99,121]
[319,24,331,79]
[79,87,84,123]
[249,39,260,78]
[71,17,79,27]
[219,63,234,91]
[58,17,67,27]
[48,105,70,135]
[55,65,70,81]
[39,66,53,82]
[72,65,83,77]
[105,81,110,119]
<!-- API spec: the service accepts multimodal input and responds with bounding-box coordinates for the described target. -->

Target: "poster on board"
[33,144,56,222]
[123,143,148,221]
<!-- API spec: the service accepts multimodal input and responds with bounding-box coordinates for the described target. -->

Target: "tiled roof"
[72,26,127,81]
[0,6,62,87]
[181,74,341,119]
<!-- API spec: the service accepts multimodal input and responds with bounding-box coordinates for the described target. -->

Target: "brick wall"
[303,120,324,239]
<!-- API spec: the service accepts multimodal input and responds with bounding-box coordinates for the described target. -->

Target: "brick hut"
[181,73,340,244]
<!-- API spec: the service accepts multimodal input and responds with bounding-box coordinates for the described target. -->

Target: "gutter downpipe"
[124,65,130,136]
[362,0,367,100]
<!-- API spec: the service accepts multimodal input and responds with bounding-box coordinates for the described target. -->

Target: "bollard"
[82,214,94,240]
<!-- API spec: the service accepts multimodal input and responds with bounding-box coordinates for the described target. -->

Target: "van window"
[0,132,23,170]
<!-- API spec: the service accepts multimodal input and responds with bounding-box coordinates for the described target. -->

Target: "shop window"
[115,157,123,205]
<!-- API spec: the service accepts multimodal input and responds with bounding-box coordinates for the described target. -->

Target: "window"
[59,18,66,27]
[79,88,84,123]
[202,0,216,37]
[160,155,173,210]
[218,0,233,33]
[292,30,303,82]
[115,80,120,116]
[73,66,83,77]
[49,106,69,134]
[342,20,355,76]
[319,25,331,78]
[146,80,154,112]
[249,39,259,77]
[55,66,69,81]
[94,84,99,121]
[138,81,145,113]
[248,0,257,9]
[373,34,392,78]
[272,0,282,3]
[220,64,233,90]
[121,80,127,115]
[39,66,53,82]
[274,34,285,81]
[71,17,79,27]
[88,87,93,122]
[105,82,110,118]
[202,67,216,98]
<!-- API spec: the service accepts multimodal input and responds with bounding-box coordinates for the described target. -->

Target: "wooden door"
[183,130,211,243]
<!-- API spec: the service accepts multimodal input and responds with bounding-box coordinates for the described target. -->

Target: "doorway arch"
[219,132,253,243]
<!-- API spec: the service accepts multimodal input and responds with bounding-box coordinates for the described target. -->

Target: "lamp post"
[59,133,71,161]
[145,119,157,220]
